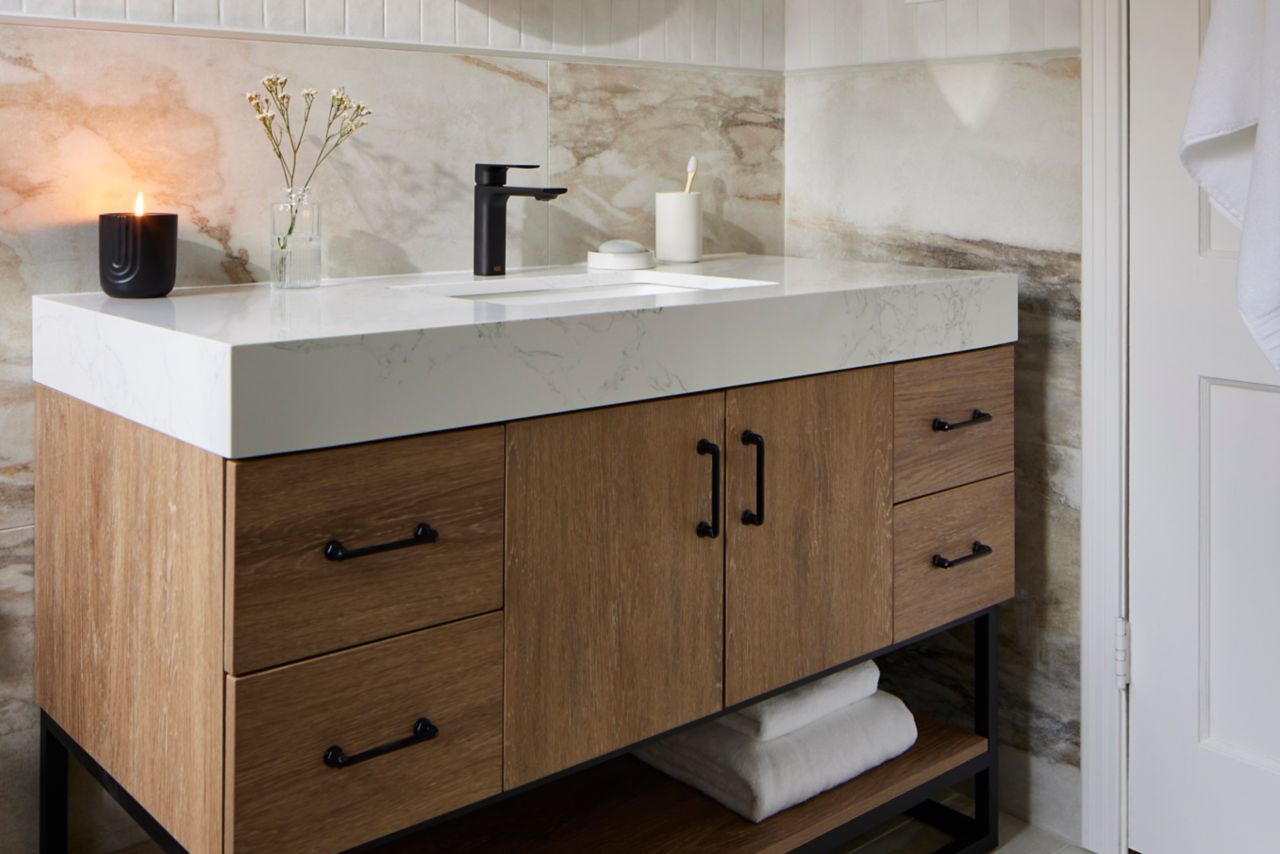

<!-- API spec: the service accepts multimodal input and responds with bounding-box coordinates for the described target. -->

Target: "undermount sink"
[387,270,778,307]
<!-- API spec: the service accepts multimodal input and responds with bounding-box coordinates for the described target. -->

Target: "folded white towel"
[634,691,918,822]
[719,660,881,741]
[1182,0,1280,370]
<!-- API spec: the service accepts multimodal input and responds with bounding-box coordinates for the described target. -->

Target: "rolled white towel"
[720,660,880,741]
[634,690,918,823]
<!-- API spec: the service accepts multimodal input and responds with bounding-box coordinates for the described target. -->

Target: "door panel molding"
[1198,378,1280,765]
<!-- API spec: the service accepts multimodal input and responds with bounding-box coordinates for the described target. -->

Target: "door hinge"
[1115,617,1131,689]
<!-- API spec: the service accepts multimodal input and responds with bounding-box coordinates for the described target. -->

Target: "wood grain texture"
[893,346,1015,503]
[226,425,504,673]
[504,393,726,788]
[893,474,1015,641]
[226,613,503,854]
[724,368,894,705]
[390,717,986,853]
[34,387,224,854]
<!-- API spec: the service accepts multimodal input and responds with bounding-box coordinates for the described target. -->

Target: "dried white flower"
[248,75,373,190]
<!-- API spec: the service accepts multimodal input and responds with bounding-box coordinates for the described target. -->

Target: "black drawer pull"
[932,541,994,569]
[324,523,438,561]
[741,430,765,526]
[932,409,993,432]
[696,439,721,539]
[324,717,438,769]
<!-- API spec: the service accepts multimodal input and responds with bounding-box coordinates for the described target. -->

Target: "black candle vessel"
[99,198,177,298]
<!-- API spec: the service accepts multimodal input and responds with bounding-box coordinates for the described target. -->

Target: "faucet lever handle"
[475,163,540,187]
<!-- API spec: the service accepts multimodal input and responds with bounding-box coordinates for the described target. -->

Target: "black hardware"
[932,409,993,432]
[932,541,994,569]
[696,439,721,539]
[324,523,438,562]
[474,164,568,276]
[324,717,439,769]
[741,430,765,526]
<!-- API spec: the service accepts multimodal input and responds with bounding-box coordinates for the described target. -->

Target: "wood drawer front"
[226,613,503,854]
[893,474,1014,642]
[893,347,1014,503]
[226,425,504,673]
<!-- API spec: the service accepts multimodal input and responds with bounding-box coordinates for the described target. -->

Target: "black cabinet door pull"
[741,430,765,526]
[696,439,721,539]
[932,409,993,432]
[932,541,994,569]
[323,717,438,769]
[324,523,439,562]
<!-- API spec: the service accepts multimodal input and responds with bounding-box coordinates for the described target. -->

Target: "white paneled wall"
[785,0,1080,69]
[0,0,787,69]
[0,0,1078,69]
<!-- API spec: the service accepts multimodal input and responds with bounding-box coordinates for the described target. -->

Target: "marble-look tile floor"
[838,798,1086,854]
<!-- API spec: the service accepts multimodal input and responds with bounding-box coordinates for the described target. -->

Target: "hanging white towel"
[633,691,918,823]
[1182,0,1280,370]
[719,660,880,742]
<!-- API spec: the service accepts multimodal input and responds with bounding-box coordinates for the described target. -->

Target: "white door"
[1130,1,1280,851]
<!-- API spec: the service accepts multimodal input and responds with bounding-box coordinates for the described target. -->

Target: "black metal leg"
[40,711,69,854]
[974,609,1000,849]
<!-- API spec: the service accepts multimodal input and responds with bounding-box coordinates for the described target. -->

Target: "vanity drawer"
[226,613,503,854]
[226,425,504,673]
[893,474,1014,642]
[893,346,1014,502]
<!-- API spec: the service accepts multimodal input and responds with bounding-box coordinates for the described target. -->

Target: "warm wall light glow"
[134,192,145,216]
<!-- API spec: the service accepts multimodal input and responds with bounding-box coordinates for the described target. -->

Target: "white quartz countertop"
[33,255,1018,458]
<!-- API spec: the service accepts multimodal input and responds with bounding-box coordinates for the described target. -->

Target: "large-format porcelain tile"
[0,527,33,742]
[548,62,783,264]
[0,727,37,853]
[0,372,33,531]
[0,23,550,306]
[786,56,1081,254]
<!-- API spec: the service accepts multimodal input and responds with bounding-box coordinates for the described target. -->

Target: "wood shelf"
[387,717,987,853]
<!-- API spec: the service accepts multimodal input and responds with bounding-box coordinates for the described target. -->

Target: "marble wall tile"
[786,53,1083,840]
[547,62,784,264]
[0,374,33,532]
[0,527,35,852]
[0,22,552,313]
[786,56,1081,254]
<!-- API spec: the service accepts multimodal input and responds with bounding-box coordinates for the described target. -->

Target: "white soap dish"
[588,239,655,271]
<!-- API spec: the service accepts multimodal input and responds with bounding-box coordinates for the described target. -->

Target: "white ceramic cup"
[655,192,703,263]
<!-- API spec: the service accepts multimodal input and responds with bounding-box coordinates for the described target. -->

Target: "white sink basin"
[387,270,778,307]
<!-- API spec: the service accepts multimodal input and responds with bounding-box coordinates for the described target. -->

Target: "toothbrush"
[684,156,698,193]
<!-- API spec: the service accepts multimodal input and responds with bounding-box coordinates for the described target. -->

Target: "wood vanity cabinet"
[504,393,726,788]
[34,344,1016,854]
[723,368,894,705]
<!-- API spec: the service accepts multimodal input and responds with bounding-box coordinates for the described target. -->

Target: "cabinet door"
[504,393,725,788]
[725,368,893,706]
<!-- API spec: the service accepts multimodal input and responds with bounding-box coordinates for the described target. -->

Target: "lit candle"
[99,192,178,298]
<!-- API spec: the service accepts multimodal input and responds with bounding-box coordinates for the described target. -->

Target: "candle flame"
[134,192,145,216]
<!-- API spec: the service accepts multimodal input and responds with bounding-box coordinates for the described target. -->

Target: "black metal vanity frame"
[39,607,1000,854]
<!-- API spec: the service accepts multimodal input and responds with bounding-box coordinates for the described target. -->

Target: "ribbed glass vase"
[270,187,321,288]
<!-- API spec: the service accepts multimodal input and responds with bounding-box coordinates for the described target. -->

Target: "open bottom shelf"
[387,717,987,853]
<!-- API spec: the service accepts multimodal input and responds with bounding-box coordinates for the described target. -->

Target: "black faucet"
[474,164,567,276]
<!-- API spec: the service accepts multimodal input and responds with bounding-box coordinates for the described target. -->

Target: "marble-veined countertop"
[32,255,1017,458]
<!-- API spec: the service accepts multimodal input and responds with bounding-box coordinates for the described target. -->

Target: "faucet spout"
[473,164,568,276]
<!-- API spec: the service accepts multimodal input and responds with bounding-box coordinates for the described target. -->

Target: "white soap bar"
[599,239,648,254]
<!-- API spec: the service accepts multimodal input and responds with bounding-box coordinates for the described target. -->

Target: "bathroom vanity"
[31,255,1017,853]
